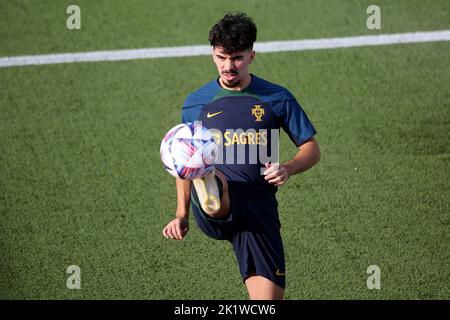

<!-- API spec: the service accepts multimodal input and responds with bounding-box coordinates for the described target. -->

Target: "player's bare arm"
[162,178,191,240]
[264,137,321,186]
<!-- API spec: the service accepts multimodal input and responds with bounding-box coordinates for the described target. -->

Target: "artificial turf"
[0,0,449,299]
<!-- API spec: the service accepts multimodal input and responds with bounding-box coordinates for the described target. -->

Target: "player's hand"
[263,162,290,186]
[162,216,189,240]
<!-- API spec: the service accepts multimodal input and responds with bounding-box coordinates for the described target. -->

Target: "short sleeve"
[181,94,202,123]
[277,91,317,146]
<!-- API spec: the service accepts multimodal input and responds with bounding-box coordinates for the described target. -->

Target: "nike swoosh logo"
[207,111,223,118]
[275,270,285,276]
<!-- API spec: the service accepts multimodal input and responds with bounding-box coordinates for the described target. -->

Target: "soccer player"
[162,13,320,300]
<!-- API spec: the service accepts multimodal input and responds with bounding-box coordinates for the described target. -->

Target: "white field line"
[0,30,449,68]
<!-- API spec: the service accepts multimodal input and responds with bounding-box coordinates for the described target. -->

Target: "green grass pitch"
[0,0,449,299]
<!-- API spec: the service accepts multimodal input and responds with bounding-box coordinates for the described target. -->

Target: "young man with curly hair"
[163,13,320,300]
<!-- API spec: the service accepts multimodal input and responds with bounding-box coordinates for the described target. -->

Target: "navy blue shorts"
[191,180,286,289]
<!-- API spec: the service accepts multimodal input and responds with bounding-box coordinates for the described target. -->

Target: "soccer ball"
[160,122,218,180]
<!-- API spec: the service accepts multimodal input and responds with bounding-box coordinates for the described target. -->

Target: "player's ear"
[249,50,256,63]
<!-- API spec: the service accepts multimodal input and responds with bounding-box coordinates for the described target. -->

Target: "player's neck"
[219,74,252,91]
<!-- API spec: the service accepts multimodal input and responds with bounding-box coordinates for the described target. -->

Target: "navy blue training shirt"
[182,74,316,193]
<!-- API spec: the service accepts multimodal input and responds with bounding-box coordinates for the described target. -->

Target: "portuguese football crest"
[251,105,265,122]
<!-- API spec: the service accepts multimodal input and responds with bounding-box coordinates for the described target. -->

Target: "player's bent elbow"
[315,145,321,164]
[312,142,321,166]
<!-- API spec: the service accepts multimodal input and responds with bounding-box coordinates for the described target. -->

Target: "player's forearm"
[283,138,321,176]
[176,178,192,218]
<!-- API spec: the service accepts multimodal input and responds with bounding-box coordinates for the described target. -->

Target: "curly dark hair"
[208,13,257,54]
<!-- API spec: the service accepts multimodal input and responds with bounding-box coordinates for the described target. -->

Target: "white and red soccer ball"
[160,122,218,180]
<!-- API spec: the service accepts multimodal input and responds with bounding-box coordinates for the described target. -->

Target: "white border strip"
[1,30,449,68]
